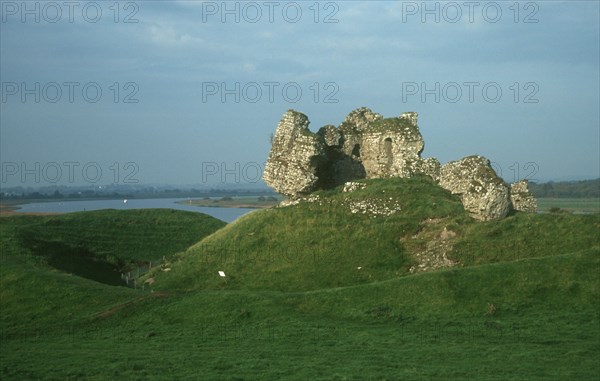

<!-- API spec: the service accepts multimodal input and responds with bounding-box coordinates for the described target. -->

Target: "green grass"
[1,179,599,380]
[0,209,225,340]
[152,176,470,292]
[1,208,225,267]
[537,197,600,213]
[2,249,598,380]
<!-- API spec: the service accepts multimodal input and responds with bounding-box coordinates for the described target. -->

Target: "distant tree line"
[2,180,597,200]
[529,179,599,198]
[0,187,276,201]
[0,190,134,200]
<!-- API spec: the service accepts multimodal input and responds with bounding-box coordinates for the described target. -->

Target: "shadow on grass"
[19,234,124,286]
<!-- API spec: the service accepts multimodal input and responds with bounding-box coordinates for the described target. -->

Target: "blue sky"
[1,0,599,187]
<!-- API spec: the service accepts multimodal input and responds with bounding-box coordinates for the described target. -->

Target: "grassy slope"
[2,208,226,264]
[151,177,599,292]
[1,180,599,380]
[0,209,225,340]
[2,249,597,380]
[153,177,470,291]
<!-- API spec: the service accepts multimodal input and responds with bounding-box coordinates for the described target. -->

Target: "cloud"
[242,63,257,73]
[1,0,598,184]
[148,24,205,47]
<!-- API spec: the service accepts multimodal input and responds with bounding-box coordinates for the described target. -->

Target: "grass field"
[536,197,600,214]
[1,178,598,380]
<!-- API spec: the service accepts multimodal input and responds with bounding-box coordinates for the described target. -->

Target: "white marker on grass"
[218,271,226,277]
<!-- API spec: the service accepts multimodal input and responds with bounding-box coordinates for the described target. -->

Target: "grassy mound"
[150,176,599,293]
[1,179,598,380]
[1,209,225,278]
[0,209,225,337]
[148,177,465,291]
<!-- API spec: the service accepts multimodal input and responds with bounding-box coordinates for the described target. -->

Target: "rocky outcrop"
[438,156,512,221]
[262,110,325,197]
[510,180,537,212]
[263,107,537,221]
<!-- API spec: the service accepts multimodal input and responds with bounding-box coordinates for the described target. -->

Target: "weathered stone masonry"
[263,107,537,221]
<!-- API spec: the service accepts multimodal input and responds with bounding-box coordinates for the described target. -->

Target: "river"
[15,198,255,223]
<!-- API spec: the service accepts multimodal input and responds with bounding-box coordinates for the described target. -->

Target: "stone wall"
[263,107,537,220]
[262,110,325,197]
[359,118,425,179]
[510,180,538,212]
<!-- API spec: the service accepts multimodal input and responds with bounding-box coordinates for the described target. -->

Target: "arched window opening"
[384,138,393,166]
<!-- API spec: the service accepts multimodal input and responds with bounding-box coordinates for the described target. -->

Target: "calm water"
[16,198,255,223]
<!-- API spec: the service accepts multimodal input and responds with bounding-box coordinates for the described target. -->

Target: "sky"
[1,0,599,188]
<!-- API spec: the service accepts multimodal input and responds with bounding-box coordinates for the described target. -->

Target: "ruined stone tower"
[263,107,536,221]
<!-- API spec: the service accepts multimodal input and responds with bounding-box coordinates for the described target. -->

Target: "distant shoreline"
[176,196,281,209]
[0,201,61,217]
[0,198,253,223]
[2,196,597,216]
